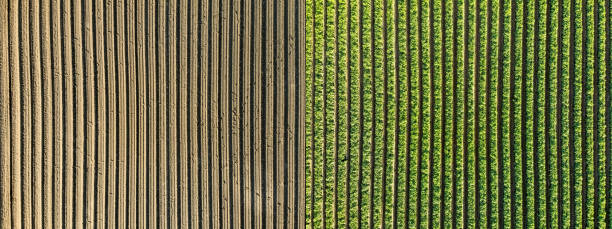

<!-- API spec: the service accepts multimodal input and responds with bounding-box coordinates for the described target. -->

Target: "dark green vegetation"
[305,0,612,227]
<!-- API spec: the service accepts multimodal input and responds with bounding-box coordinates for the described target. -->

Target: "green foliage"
[306,0,610,227]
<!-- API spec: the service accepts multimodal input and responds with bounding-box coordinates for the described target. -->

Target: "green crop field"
[305,0,612,227]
